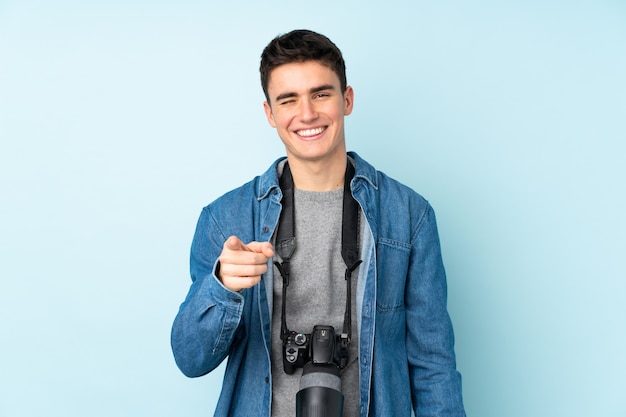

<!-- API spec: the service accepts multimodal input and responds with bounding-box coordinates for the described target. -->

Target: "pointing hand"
[218,236,274,292]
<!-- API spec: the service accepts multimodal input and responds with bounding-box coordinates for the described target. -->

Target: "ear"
[343,86,354,116]
[263,101,277,128]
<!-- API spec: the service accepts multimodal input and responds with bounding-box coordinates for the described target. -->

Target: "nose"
[298,98,318,122]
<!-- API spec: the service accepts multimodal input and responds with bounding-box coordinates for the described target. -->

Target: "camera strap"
[274,158,362,368]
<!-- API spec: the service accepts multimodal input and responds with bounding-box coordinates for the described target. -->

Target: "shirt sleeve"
[171,206,246,378]
[406,203,466,416]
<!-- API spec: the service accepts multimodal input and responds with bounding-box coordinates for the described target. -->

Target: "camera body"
[283,325,346,375]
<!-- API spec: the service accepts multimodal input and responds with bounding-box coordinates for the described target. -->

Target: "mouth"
[295,127,326,138]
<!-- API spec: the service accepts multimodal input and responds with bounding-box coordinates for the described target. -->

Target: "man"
[171,29,466,417]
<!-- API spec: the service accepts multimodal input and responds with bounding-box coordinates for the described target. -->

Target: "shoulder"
[351,152,436,242]
[351,152,430,211]
[204,157,284,212]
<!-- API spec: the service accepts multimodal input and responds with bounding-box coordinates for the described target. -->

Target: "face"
[263,61,354,167]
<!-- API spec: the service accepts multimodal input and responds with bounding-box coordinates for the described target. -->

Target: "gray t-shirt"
[271,187,360,417]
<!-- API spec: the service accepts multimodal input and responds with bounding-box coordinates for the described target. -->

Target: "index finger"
[224,236,274,258]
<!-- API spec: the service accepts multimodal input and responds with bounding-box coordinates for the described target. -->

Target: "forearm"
[171,207,244,377]
[171,268,245,377]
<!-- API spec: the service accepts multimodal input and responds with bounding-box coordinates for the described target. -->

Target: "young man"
[171,29,466,417]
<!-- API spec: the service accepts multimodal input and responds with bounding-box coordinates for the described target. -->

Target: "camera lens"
[296,363,343,417]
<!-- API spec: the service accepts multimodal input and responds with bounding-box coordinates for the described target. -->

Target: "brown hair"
[260,29,347,103]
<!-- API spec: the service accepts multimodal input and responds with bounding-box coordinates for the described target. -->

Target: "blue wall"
[1,1,624,416]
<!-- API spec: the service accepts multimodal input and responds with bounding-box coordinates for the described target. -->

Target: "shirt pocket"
[375,237,411,313]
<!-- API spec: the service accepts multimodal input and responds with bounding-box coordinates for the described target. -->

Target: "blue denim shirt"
[171,152,465,416]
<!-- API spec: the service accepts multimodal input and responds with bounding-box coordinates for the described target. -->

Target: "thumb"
[246,241,275,258]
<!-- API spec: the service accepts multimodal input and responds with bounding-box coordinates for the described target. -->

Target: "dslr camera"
[283,325,348,417]
[282,325,348,374]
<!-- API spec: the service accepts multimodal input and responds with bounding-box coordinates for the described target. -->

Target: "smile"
[295,127,326,137]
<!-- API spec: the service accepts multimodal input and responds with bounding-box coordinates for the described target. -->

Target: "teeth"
[297,127,325,137]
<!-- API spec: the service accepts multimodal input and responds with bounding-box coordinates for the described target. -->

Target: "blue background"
[1,1,624,416]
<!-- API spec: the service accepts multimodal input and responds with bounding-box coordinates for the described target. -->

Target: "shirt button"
[263,226,269,233]
[265,377,269,383]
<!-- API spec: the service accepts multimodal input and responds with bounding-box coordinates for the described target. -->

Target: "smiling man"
[263,61,353,191]
[171,30,466,417]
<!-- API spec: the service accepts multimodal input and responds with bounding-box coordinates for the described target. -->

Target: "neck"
[287,155,347,192]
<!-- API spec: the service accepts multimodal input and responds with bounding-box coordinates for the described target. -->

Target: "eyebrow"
[274,84,336,103]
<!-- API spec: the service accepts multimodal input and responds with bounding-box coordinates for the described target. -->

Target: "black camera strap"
[274,158,362,368]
